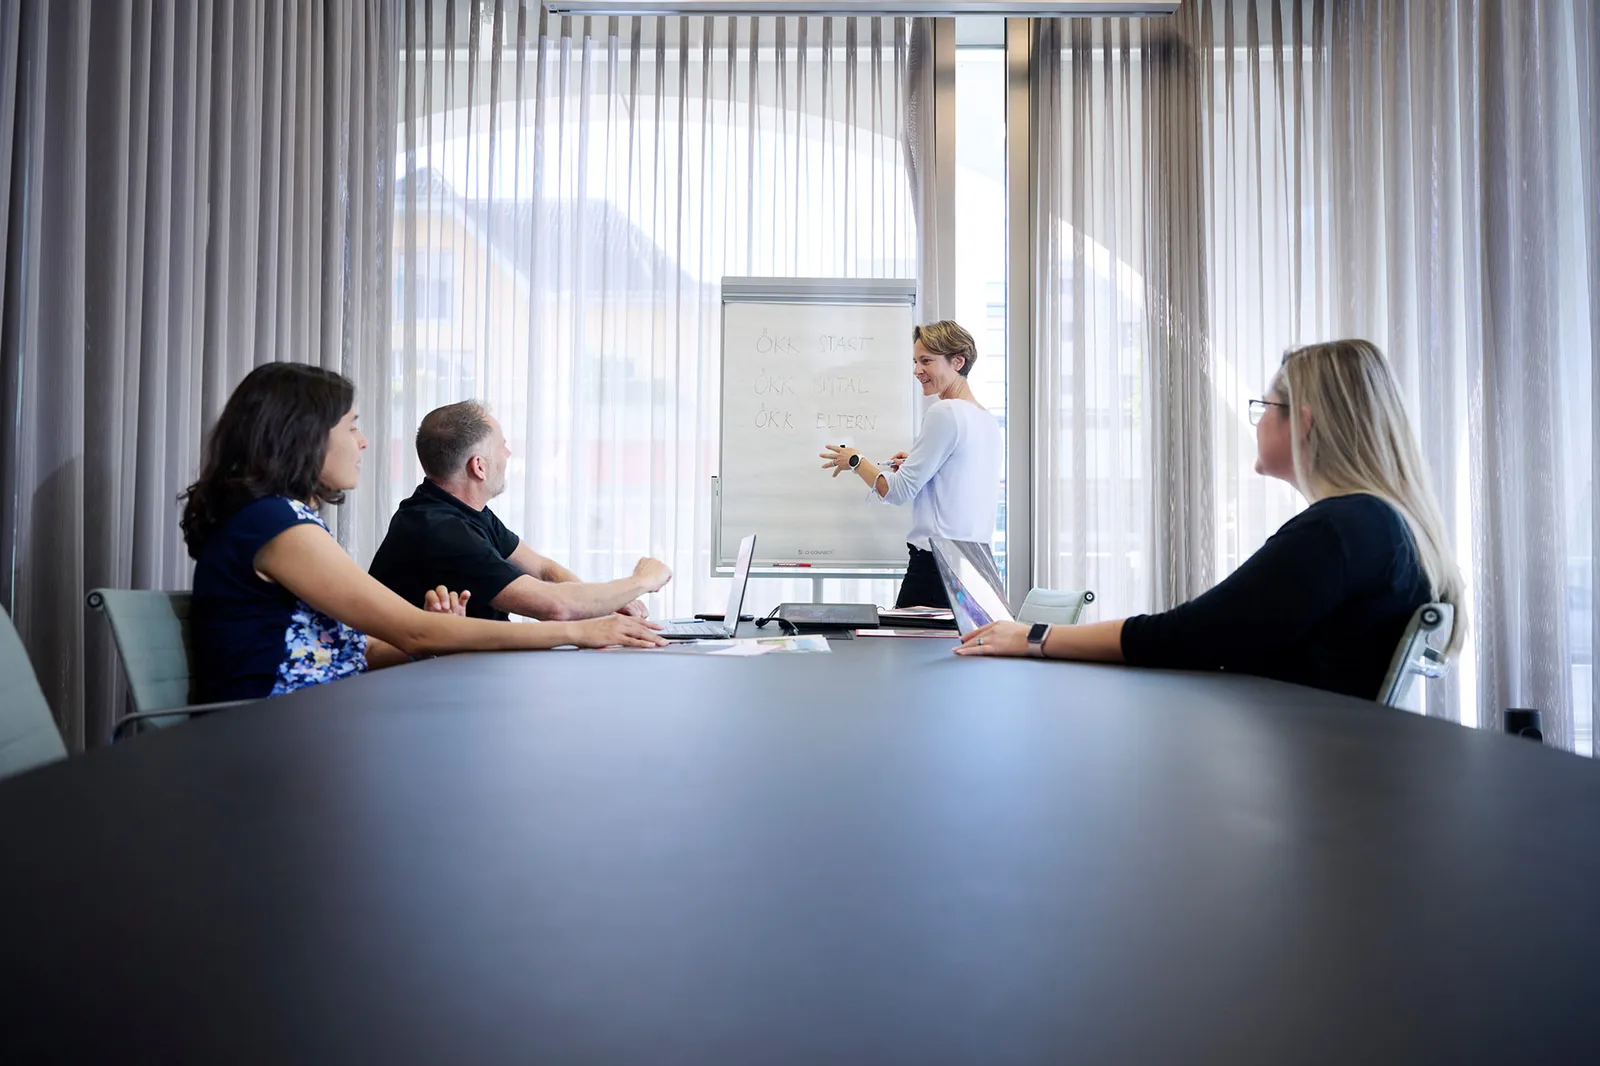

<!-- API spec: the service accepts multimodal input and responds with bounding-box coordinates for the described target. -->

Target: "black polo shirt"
[369,481,524,621]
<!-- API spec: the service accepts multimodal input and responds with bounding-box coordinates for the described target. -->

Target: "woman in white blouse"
[820,320,1003,608]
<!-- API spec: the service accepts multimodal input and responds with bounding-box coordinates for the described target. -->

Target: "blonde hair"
[1274,339,1466,655]
[913,320,978,377]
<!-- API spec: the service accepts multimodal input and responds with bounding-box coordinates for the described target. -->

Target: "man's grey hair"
[416,400,494,480]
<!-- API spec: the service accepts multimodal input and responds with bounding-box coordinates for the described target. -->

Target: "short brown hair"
[416,400,494,480]
[912,320,978,377]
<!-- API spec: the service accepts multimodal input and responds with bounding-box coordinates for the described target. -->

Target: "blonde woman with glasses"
[957,339,1464,702]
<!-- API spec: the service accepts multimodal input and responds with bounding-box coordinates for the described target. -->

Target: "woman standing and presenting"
[820,321,1003,609]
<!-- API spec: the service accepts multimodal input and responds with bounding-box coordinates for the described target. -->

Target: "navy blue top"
[191,496,368,702]
[1120,494,1432,700]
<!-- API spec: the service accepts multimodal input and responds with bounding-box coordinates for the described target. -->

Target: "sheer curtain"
[1033,0,1597,750]
[0,0,395,749]
[387,4,917,619]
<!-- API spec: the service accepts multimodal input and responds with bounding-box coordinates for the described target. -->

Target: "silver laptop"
[928,537,1013,637]
[657,534,757,639]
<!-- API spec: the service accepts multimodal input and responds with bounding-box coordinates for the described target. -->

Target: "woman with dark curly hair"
[183,363,664,702]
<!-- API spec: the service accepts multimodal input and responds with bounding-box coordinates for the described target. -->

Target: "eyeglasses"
[1248,399,1289,426]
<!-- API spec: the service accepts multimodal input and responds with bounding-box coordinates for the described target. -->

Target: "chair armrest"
[112,700,257,742]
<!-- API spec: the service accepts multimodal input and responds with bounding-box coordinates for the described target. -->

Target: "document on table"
[660,635,833,656]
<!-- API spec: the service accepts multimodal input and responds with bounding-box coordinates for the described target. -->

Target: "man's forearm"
[541,559,582,583]
[508,541,581,584]
[496,575,647,621]
[552,577,646,617]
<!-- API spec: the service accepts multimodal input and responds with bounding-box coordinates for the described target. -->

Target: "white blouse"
[873,398,1002,550]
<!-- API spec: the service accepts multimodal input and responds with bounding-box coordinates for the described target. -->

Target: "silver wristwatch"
[847,452,862,469]
[1026,623,1051,658]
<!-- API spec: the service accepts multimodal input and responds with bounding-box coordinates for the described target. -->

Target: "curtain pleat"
[1143,3,1214,607]
[1470,0,1574,742]
[1578,0,1600,751]
[904,18,946,321]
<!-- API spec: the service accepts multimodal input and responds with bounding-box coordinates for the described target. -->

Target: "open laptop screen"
[724,534,757,625]
[929,537,1013,636]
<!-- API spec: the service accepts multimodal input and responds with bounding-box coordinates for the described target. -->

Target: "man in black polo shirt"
[370,401,671,621]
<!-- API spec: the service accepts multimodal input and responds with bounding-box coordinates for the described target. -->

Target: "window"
[956,37,1009,580]
[394,249,455,322]
[391,14,915,617]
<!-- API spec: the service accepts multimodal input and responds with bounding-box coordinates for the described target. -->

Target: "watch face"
[848,453,861,468]
[1028,623,1050,643]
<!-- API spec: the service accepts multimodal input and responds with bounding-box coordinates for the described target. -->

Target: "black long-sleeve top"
[1120,493,1433,700]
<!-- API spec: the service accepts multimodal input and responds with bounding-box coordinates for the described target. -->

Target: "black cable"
[754,607,798,635]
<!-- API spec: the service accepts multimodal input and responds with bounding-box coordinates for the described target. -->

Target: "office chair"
[1016,588,1095,627]
[0,605,68,780]
[87,590,252,739]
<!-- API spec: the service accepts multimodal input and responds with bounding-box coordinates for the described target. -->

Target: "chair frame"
[1378,603,1454,708]
[87,589,253,740]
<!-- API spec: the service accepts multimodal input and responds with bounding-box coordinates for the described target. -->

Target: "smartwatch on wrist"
[1026,623,1051,658]
[847,452,862,469]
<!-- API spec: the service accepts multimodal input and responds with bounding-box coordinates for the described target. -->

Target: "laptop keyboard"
[657,620,730,638]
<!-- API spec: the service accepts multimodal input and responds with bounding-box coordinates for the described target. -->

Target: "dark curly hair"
[180,362,356,557]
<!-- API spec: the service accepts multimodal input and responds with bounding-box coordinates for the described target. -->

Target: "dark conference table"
[2,631,1598,1064]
